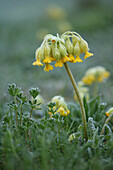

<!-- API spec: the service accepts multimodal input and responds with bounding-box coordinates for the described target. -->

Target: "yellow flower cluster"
[33,31,93,71]
[82,66,110,85]
[48,96,70,117]
[74,81,89,101]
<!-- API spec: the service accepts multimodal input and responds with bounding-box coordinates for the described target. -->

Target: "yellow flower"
[84,51,93,59]
[32,59,43,66]
[55,60,64,67]
[43,56,52,63]
[44,63,53,71]
[57,106,70,116]
[33,31,93,71]
[48,96,70,117]
[103,72,110,78]
[74,55,83,63]
[57,106,65,116]
[61,56,70,63]
[68,54,75,63]
[82,66,110,85]
[82,75,95,85]
[105,107,113,122]
[106,112,110,117]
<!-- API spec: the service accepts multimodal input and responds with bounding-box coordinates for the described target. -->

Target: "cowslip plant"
[82,66,110,85]
[82,66,110,96]
[33,31,93,141]
[48,96,70,117]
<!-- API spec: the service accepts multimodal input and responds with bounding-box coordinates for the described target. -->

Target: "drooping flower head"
[33,31,93,71]
[48,95,70,117]
[82,66,110,85]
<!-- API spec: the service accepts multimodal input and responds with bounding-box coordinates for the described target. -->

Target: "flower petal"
[44,63,53,71]
[32,60,43,66]
[74,55,83,62]
[43,56,52,63]
[55,60,64,67]
[84,51,93,59]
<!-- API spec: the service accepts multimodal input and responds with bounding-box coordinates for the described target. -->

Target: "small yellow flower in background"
[74,81,89,101]
[105,107,113,122]
[82,66,110,85]
[48,96,70,117]
[46,5,66,20]
[33,31,93,71]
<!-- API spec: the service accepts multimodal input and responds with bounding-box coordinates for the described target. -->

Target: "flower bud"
[35,47,41,60]
[65,38,73,54]
[80,38,89,52]
[44,41,51,56]
[72,35,80,46]
[35,47,44,60]
[52,46,61,60]
[73,42,81,56]
[59,43,68,57]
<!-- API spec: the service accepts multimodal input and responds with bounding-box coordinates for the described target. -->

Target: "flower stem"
[20,105,23,126]
[101,112,113,135]
[30,108,33,118]
[15,109,18,126]
[14,96,18,126]
[64,62,88,141]
[94,82,98,97]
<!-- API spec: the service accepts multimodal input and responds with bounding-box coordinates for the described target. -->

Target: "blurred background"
[0,0,113,105]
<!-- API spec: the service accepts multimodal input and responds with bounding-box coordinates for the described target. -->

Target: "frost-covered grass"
[0,1,113,102]
[0,83,113,170]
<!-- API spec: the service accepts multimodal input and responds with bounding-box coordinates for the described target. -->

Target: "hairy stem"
[64,62,88,141]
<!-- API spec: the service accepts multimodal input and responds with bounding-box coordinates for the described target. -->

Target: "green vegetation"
[0,1,113,169]
[0,83,113,170]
